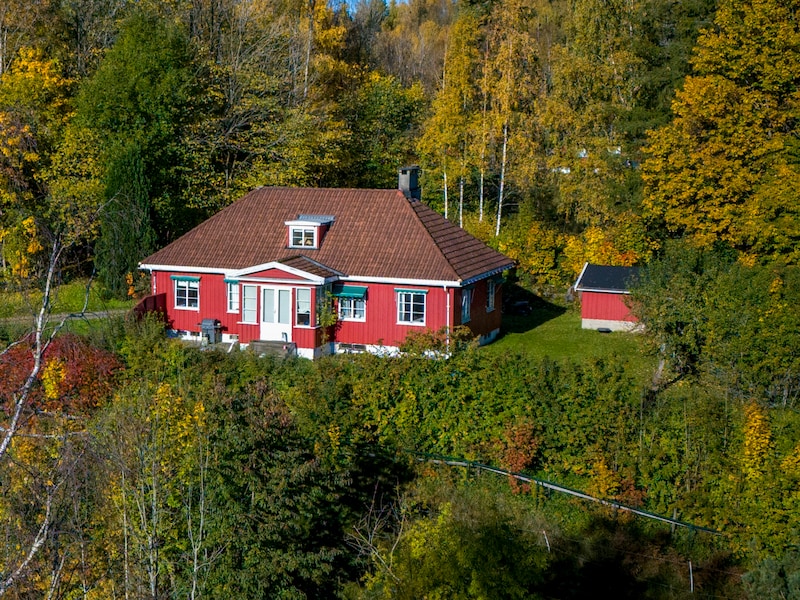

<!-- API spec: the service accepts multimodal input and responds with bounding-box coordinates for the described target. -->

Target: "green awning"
[170,275,200,282]
[333,284,368,299]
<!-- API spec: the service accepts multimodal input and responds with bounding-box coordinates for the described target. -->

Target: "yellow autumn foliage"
[587,456,620,499]
[41,358,67,401]
[742,402,772,481]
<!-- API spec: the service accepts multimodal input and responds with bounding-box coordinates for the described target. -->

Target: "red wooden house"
[573,263,640,331]
[138,178,514,358]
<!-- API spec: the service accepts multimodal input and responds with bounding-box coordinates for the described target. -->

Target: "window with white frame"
[174,278,199,310]
[242,285,258,323]
[339,297,365,320]
[226,281,239,313]
[486,279,496,311]
[296,288,312,326]
[461,288,473,323]
[290,227,316,248]
[397,290,426,325]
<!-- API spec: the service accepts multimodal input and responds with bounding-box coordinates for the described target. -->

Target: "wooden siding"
[459,279,503,337]
[580,291,637,322]
[151,270,503,352]
[334,282,452,347]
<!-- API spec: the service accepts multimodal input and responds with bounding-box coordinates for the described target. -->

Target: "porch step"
[248,340,298,358]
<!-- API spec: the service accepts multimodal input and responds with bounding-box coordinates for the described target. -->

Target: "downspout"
[444,284,450,355]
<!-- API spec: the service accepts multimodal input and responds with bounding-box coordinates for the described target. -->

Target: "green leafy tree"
[358,482,550,599]
[417,7,481,223]
[343,72,424,189]
[642,0,800,262]
[76,9,204,248]
[204,381,361,598]
[629,242,737,389]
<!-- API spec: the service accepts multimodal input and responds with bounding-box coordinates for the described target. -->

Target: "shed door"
[261,287,292,341]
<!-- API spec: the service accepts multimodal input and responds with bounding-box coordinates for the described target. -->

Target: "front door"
[261,287,292,341]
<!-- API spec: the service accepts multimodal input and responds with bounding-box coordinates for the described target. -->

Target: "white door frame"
[260,286,293,341]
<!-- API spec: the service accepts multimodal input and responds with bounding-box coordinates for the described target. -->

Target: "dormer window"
[285,215,335,250]
[291,226,316,248]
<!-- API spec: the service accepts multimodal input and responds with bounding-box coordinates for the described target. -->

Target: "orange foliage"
[0,334,122,416]
[499,421,540,494]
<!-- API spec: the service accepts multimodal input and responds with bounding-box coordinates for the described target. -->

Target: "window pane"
[353,298,365,319]
[227,283,239,312]
[296,288,311,326]
[175,280,199,309]
[398,292,425,324]
[291,227,315,248]
[242,285,257,323]
[339,297,366,320]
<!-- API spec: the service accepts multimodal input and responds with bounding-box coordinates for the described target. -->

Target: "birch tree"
[417,9,479,222]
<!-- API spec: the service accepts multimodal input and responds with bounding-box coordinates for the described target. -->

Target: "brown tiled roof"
[140,187,514,283]
[278,256,341,279]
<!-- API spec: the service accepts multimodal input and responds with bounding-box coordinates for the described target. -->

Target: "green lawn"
[484,295,650,366]
[0,279,134,319]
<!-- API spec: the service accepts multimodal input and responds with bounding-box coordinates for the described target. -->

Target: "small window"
[339,297,366,321]
[290,227,316,248]
[296,288,312,326]
[174,279,199,310]
[461,288,473,323]
[486,279,496,312]
[227,282,240,313]
[397,290,426,325]
[242,285,258,323]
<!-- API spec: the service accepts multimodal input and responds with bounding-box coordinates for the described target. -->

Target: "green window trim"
[394,288,428,294]
[171,275,201,282]
[223,278,239,284]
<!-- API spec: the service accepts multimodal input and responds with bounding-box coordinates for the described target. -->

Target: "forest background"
[1,0,799,597]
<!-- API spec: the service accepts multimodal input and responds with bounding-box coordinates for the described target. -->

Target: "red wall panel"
[151,270,504,351]
[581,291,637,322]
[334,282,452,348]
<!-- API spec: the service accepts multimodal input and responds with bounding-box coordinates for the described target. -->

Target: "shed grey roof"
[574,263,640,293]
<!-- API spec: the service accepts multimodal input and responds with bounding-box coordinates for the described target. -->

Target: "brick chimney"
[398,166,421,200]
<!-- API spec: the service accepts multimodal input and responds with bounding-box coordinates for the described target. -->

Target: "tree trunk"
[495,121,508,237]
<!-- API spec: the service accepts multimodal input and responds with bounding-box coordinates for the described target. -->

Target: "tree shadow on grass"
[502,284,567,334]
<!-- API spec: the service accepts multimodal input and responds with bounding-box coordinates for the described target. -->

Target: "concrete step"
[248,340,297,358]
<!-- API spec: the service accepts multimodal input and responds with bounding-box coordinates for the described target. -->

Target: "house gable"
[231,260,334,284]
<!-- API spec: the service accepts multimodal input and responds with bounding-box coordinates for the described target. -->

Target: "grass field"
[485,294,649,366]
[0,279,134,318]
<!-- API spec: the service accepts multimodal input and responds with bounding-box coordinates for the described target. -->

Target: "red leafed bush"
[0,334,122,416]
[499,421,541,494]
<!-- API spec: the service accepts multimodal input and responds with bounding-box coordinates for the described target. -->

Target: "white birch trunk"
[495,121,508,237]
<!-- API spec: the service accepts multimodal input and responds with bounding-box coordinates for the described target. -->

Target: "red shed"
[573,263,640,331]
[139,171,514,358]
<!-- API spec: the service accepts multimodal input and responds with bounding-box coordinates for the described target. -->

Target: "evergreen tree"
[96,143,154,298]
